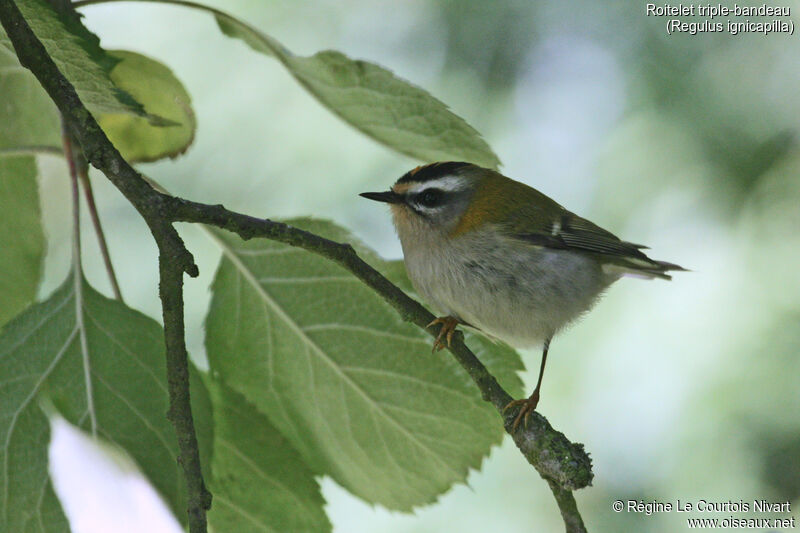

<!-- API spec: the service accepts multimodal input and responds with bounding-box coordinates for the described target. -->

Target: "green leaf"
[283,50,500,168]
[216,14,500,168]
[0,156,45,327]
[97,50,195,163]
[207,378,330,533]
[0,42,60,150]
[0,272,212,531]
[205,218,522,510]
[2,0,160,122]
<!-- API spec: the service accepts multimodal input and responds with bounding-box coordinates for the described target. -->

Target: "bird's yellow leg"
[427,316,461,352]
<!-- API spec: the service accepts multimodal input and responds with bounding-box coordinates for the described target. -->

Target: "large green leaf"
[0,43,60,150]
[97,50,195,163]
[216,13,499,168]
[74,0,500,167]
[208,379,330,533]
[205,218,522,511]
[0,272,212,531]
[0,156,45,327]
[1,0,162,122]
[272,49,499,168]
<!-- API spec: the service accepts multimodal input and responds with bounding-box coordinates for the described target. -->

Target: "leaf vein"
[83,310,168,396]
[213,494,278,533]
[217,438,315,514]
[257,275,357,284]
[302,323,427,345]
[91,372,178,465]
[2,327,78,520]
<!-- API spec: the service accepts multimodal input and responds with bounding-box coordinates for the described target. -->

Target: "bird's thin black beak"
[359,190,404,204]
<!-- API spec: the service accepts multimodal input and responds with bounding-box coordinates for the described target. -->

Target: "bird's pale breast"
[401,227,618,347]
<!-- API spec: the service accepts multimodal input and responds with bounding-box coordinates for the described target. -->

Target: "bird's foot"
[427,316,460,352]
[504,389,540,431]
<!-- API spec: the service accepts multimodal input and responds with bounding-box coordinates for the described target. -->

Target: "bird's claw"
[427,316,460,352]
[504,390,540,431]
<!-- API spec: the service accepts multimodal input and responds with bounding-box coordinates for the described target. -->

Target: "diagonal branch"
[0,1,591,531]
[167,198,594,494]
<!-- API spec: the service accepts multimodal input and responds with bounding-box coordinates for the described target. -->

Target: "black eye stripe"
[414,188,444,208]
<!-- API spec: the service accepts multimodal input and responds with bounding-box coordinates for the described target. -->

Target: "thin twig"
[63,120,124,301]
[62,124,82,272]
[78,168,124,301]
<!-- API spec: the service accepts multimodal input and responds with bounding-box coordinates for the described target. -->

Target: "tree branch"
[168,199,594,492]
[548,480,588,533]
[0,3,208,533]
[0,1,592,530]
[159,247,212,530]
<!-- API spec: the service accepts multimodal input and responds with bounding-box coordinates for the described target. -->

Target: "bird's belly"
[404,238,616,348]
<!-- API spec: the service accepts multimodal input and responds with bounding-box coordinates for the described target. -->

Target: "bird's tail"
[603,257,688,281]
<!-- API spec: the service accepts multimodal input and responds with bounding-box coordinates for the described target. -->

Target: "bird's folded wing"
[507,211,687,279]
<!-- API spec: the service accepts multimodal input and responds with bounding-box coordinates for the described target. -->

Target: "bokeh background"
[35,0,799,531]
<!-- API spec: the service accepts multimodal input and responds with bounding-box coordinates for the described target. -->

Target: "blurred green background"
[35,0,799,531]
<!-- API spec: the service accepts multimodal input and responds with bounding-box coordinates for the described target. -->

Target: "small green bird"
[361,162,685,429]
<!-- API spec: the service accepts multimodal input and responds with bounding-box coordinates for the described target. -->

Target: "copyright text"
[612,499,796,529]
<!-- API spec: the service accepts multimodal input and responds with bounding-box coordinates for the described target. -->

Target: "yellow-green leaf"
[98,50,196,162]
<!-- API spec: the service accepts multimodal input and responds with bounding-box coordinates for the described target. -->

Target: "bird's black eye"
[416,188,443,208]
